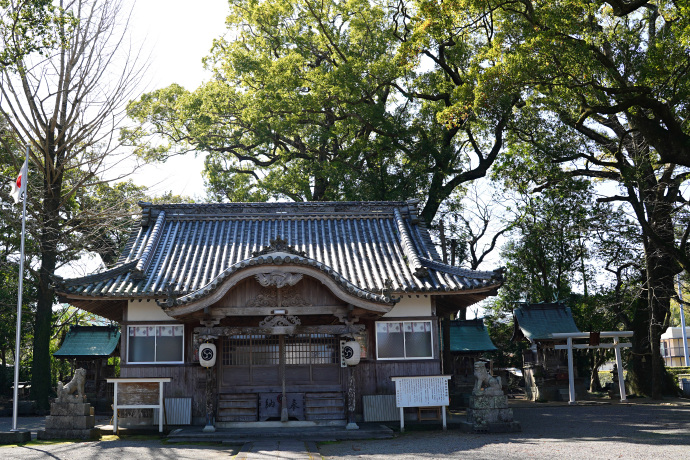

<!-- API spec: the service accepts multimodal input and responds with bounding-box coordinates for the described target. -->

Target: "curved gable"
[164,259,395,318]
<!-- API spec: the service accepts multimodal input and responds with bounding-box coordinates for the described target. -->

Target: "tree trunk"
[646,245,676,399]
[31,177,61,411]
[1,347,6,395]
[628,249,677,399]
[628,294,653,396]
[589,349,606,393]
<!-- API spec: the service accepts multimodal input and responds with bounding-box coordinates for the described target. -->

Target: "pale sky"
[60,1,229,278]
[123,0,230,199]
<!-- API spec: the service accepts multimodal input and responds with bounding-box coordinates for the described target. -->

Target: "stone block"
[469,394,508,410]
[497,408,514,422]
[475,421,522,433]
[470,395,494,409]
[45,415,95,430]
[456,420,522,433]
[467,404,514,425]
[50,402,92,416]
[472,408,500,424]
[0,431,31,444]
[37,428,100,441]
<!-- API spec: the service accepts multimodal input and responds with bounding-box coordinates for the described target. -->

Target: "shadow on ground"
[320,403,690,459]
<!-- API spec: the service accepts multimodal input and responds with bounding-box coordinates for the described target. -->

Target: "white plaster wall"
[127,300,174,321]
[383,295,432,317]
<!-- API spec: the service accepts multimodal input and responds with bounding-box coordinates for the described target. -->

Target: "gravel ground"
[2,402,690,459]
[320,403,690,460]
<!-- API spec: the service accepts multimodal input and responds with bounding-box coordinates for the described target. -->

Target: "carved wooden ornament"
[255,272,303,288]
[259,315,302,328]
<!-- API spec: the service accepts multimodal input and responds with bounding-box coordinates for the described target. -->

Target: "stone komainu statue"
[473,361,503,396]
[56,368,87,402]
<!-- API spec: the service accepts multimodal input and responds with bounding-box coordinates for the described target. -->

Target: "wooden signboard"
[107,378,171,433]
[117,382,159,405]
[258,392,305,421]
[390,375,451,432]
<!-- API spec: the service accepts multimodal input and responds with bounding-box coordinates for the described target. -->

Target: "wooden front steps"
[218,393,258,422]
[305,392,345,421]
[217,392,345,423]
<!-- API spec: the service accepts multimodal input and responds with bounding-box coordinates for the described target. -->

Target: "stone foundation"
[37,401,99,440]
[465,394,521,433]
[0,431,31,444]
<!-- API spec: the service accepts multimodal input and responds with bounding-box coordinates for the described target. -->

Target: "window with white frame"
[127,325,184,364]
[375,320,433,359]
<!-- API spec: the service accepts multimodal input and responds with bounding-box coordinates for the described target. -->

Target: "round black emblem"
[342,346,354,360]
[201,347,214,361]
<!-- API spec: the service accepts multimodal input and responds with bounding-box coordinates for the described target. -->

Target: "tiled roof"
[512,303,581,341]
[57,201,503,307]
[449,319,497,352]
[53,325,120,358]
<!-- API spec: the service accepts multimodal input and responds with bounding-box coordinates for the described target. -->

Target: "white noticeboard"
[390,375,451,432]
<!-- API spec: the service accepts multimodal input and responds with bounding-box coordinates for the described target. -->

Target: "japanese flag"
[10,159,27,204]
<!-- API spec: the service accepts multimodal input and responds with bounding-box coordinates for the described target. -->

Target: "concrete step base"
[0,431,31,444]
[37,428,100,440]
[456,420,522,433]
[166,423,394,443]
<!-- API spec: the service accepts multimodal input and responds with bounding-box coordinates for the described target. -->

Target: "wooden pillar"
[458,307,466,321]
[346,366,359,430]
[203,366,216,431]
[442,315,451,374]
[280,334,288,422]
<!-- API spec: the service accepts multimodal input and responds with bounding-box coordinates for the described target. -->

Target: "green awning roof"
[53,325,120,358]
[449,319,497,352]
[512,302,580,341]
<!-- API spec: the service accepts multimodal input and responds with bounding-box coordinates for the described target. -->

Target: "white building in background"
[660,327,690,367]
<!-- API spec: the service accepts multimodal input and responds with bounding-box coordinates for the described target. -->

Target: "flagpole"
[11,145,29,432]
[678,274,689,367]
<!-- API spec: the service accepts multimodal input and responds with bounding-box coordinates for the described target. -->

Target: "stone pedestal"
[37,401,100,440]
[0,431,31,445]
[465,394,521,433]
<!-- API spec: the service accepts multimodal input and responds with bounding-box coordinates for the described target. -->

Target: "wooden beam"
[194,324,366,337]
[208,305,349,317]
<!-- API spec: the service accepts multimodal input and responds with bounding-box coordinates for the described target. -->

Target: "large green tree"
[125,0,522,224]
[433,0,690,397]
[126,0,416,203]
[486,179,638,390]
[497,181,604,304]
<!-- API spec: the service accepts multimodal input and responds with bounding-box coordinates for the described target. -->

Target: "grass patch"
[2,439,77,448]
[100,435,120,442]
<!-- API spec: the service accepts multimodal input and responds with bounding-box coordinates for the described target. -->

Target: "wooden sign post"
[391,375,451,432]
[107,378,171,433]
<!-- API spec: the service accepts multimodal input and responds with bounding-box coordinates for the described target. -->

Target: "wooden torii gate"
[552,331,633,404]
